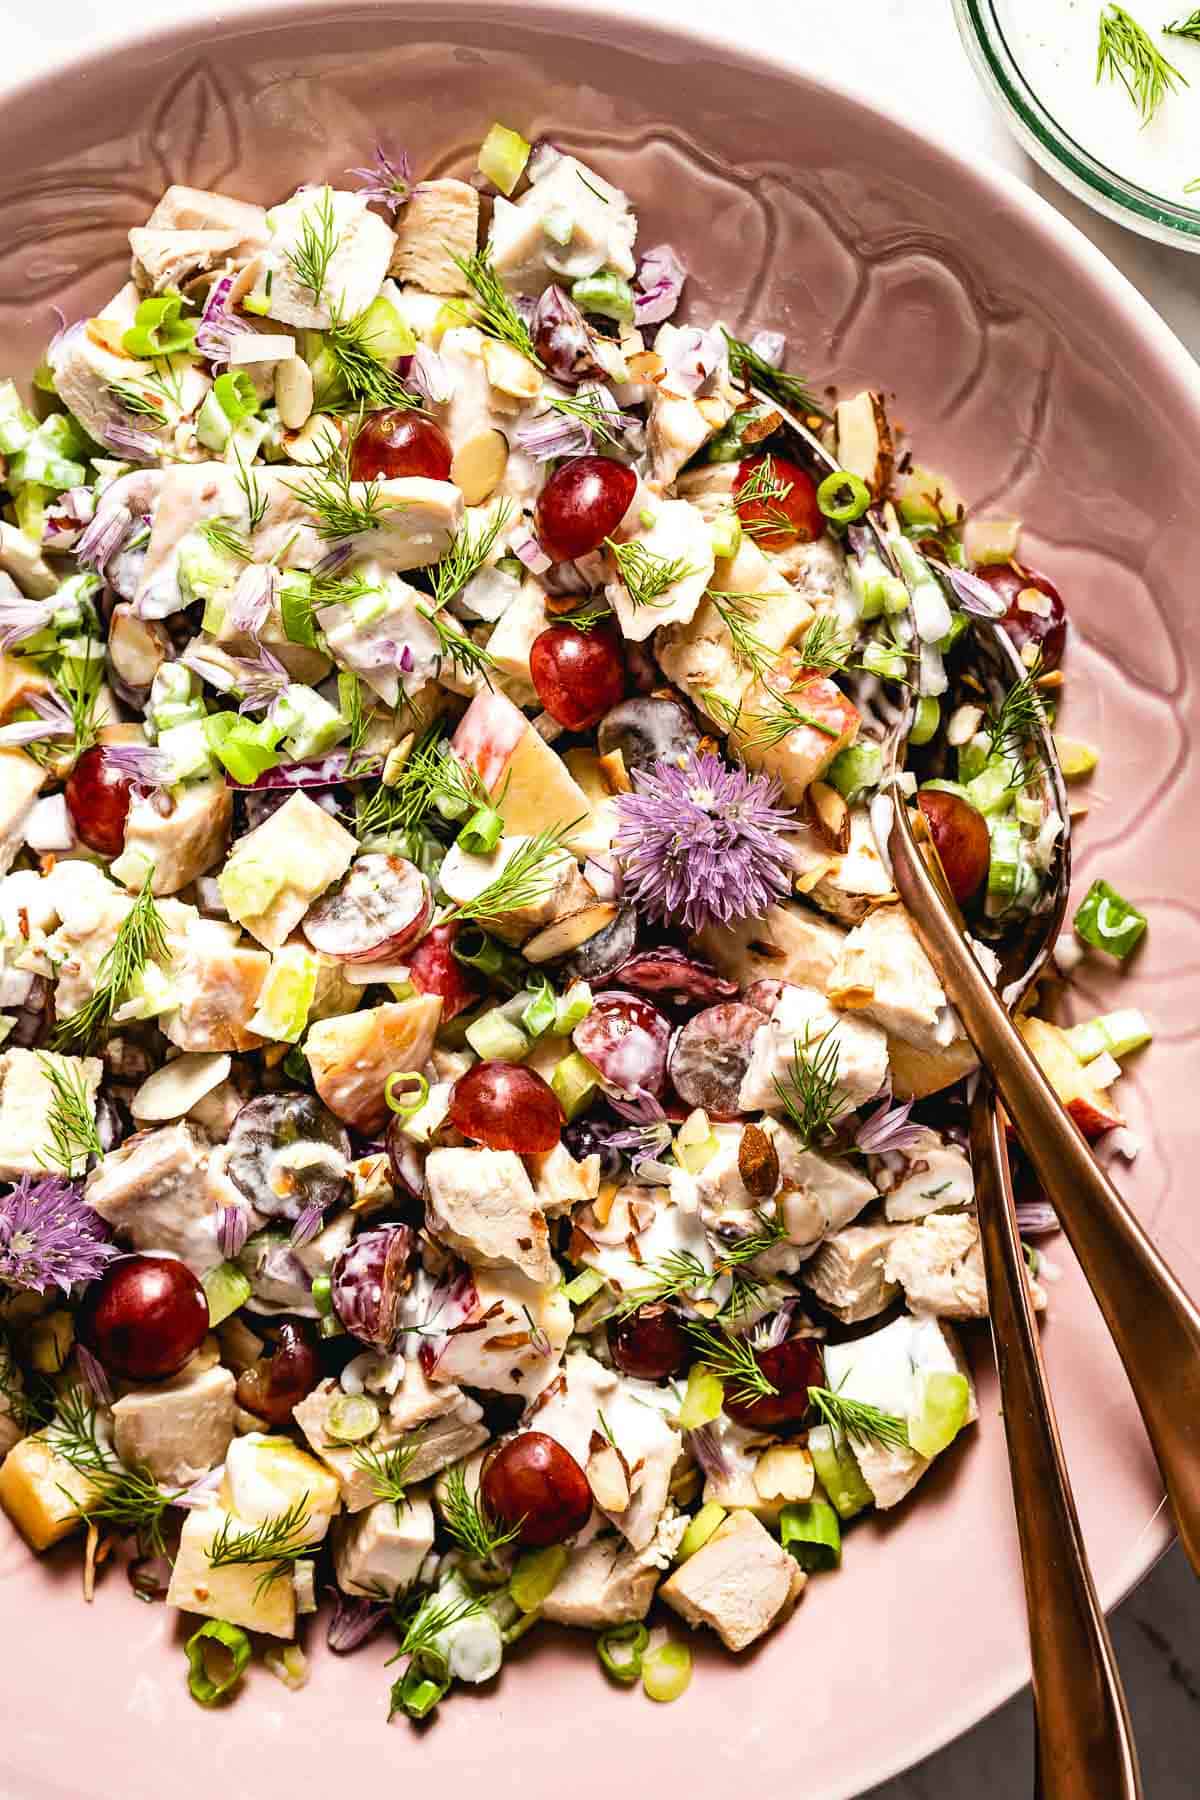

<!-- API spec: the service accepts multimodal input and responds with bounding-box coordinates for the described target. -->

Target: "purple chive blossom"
[103,419,162,463]
[314,540,354,578]
[633,243,687,326]
[228,562,277,638]
[752,1301,801,1351]
[532,285,603,385]
[0,1175,116,1294]
[327,1589,388,1654]
[237,646,290,714]
[0,690,75,750]
[76,1342,113,1407]
[399,644,414,674]
[216,1204,250,1261]
[101,743,172,792]
[514,408,593,462]
[685,1425,728,1482]
[406,344,455,406]
[195,273,238,368]
[935,562,1008,619]
[44,486,96,546]
[0,591,54,651]
[289,1198,325,1249]
[615,749,797,933]
[855,1094,924,1154]
[76,500,135,577]
[347,143,413,215]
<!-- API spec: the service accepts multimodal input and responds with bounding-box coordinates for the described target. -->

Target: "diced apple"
[451,688,592,840]
[167,1504,297,1637]
[1019,1015,1125,1140]
[886,1032,978,1102]
[305,995,442,1132]
[0,1434,97,1551]
[730,649,860,804]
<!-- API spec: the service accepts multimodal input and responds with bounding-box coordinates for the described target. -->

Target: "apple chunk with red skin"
[451,688,592,840]
[1019,1015,1124,1140]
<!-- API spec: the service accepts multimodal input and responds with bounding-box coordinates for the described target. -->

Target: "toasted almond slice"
[275,356,315,431]
[522,902,619,964]
[740,405,784,444]
[593,1182,618,1227]
[805,781,851,853]
[481,338,541,401]
[754,1443,815,1505]
[597,748,632,794]
[627,350,665,383]
[450,428,509,505]
[132,1052,233,1122]
[587,1436,632,1512]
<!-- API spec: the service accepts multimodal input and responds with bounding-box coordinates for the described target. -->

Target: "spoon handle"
[890,809,1200,1577]
[970,1089,1141,1799]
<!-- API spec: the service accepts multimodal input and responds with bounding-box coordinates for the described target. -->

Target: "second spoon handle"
[891,809,1200,1575]
[971,1087,1141,1799]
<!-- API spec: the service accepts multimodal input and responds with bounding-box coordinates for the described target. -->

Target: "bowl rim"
[952,0,1200,251]
[0,0,1194,1785]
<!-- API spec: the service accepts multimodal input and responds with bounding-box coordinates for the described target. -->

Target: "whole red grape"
[348,411,453,482]
[448,1062,563,1154]
[481,1431,593,1546]
[66,746,132,857]
[610,1304,690,1380]
[973,562,1067,672]
[530,621,625,730]
[735,452,823,551]
[78,1253,209,1382]
[723,1335,823,1429]
[917,789,992,905]
[534,456,637,563]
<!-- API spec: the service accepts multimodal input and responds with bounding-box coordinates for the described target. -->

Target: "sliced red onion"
[173,1464,227,1511]
[659,325,723,397]
[104,419,162,463]
[102,744,171,791]
[855,1094,923,1154]
[933,561,1008,620]
[44,486,96,546]
[315,540,354,578]
[685,1424,728,1481]
[511,529,552,574]
[634,244,686,326]
[532,285,604,385]
[128,1551,173,1603]
[0,691,73,748]
[527,140,563,183]
[327,1589,388,1653]
[195,273,238,367]
[76,1343,112,1407]
[407,344,455,406]
[216,1204,251,1261]
[515,408,593,462]
[1015,1201,1059,1236]
[225,749,379,790]
[289,1198,325,1249]
[748,329,786,369]
[583,854,621,901]
[228,562,276,637]
[76,501,135,577]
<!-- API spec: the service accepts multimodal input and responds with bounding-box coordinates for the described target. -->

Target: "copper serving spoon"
[749,383,1148,1795]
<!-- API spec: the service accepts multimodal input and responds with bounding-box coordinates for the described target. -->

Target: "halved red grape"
[917,789,991,905]
[66,746,132,857]
[303,854,431,963]
[532,286,604,385]
[448,1061,563,1153]
[349,411,453,482]
[481,1430,593,1546]
[407,921,481,1021]
[573,991,671,1098]
[236,1320,320,1425]
[974,562,1067,672]
[611,948,738,1007]
[610,1304,690,1380]
[534,455,637,563]
[735,453,823,551]
[668,1002,764,1120]
[723,1335,823,1429]
[331,1224,415,1349]
[530,621,625,730]
[226,1092,351,1223]
[78,1253,209,1382]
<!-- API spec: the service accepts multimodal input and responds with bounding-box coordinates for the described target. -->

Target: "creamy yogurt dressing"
[1000,0,1200,201]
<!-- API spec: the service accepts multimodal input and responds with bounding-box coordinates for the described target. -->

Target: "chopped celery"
[273,684,345,760]
[826,742,882,802]
[678,1365,723,1430]
[807,1425,872,1519]
[709,510,742,560]
[1073,879,1147,961]
[987,818,1022,901]
[642,1641,692,1703]
[563,1267,606,1306]
[956,735,990,783]
[676,1501,726,1561]
[156,720,215,784]
[464,1008,528,1062]
[894,463,963,529]
[356,294,417,361]
[571,272,635,322]
[1054,735,1099,780]
[203,713,284,784]
[550,1050,600,1120]
[0,381,36,455]
[907,1370,970,1459]
[477,122,531,196]
[848,550,888,621]
[195,388,232,453]
[201,1261,252,1326]
[459,804,505,855]
[674,1110,719,1174]
[279,573,320,648]
[13,486,51,542]
[1064,1009,1152,1063]
[861,637,907,682]
[248,944,320,1043]
[966,759,1019,817]
[214,369,260,424]
[123,294,196,359]
[510,1545,566,1612]
[780,1498,842,1572]
[937,612,969,655]
[553,980,592,1035]
[219,853,286,921]
[703,401,778,465]
[520,979,558,1039]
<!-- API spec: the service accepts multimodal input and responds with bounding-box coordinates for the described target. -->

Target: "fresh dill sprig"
[286,185,341,302]
[429,504,514,610]
[807,1385,910,1451]
[0,1333,53,1432]
[799,613,857,677]
[441,1463,522,1563]
[416,606,499,685]
[449,246,540,363]
[1166,9,1200,40]
[985,654,1047,764]
[544,389,628,449]
[733,453,796,541]
[353,729,489,841]
[1096,4,1187,122]
[51,868,170,1053]
[550,600,612,633]
[684,1320,778,1407]
[353,1438,425,1521]
[706,591,775,679]
[614,1215,786,1319]
[288,440,401,542]
[49,1387,183,1557]
[604,537,697,610]
[55,653,105,762]
[325,306,421,412]
[37,1056,104,1176]
[233,448,269,533]
[723,330,828,420]
[771,1027,845,1147]
[206,1493,314,1598]
[446,821,581,926]
[338,672,371,757]
[107,381,167,420]
[703,684,842,751]
[201,518,253,563]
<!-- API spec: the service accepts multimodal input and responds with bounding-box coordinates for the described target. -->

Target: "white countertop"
[3,0,1198,1791]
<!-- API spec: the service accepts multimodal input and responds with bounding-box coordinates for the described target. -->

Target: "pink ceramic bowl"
[2,5,1199,1795]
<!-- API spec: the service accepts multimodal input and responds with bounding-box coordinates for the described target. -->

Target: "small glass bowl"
[952,0,1200,251]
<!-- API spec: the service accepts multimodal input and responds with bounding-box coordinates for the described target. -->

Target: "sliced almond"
[108,605,169,691]
[793,858,836,895]
[593,1182,618,1227]
[587,1435,632,1512]
[481,338,541,402]
[131,1052,232,1122]
[805,781,851,853]
[740,405,784,445]
[597,748,632,794]
[696,396,728,429]
[522,901,619,964]
[275,356,315,431]
[627,350,665,384]
[450,428,509,505]
[753,1443,815,1505]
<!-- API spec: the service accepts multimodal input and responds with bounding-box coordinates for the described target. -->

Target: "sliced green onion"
[520,979,558,1039]
[1064,1008,1152,1064]
[908,695,940,747]
[391,1649,452,1721]
[477,122,531,195]
[642,1640,692,1703]
[967,760,1019,816]
[676,1501,726,1561]
[861,639,907,682]
[553,979,593,1035]
[459,804,504,855]
[214,369,261,424]
[816,469,870,524]
[550,1050,600,1121]
[310,1273,333,1317]
[907,1370,970,1459]
[807,1425,872,1519]
[596,1620,648,1685]
[1073,879,1147,961]
[709,509,742,560]
[987,818,1022,901]
[678,1365,723,1431]
[124,293,197,359]
[186,1620,251,1707]
[465,1008,528,1063]
[326,1392,381,1443]
[780,1498,842,1572]
[510,1544,567,1613]
[563,1266,606,1306]
[826,741,882,802]
[201,1261,252,1327]
[451,926,527,992]
[571,271,635,322]
[385,1070,429,1117]
[937,612,969,656]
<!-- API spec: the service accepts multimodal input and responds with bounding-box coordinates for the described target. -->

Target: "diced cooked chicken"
[46,865,192,1023]
[0,1049,102,1179]
[390,179,480,294]
[305,996,442,1133]
[129,227,249,294]
[695,1415,815,1524]
[428,1268,572,1403]
[884,1211,1044,1319]
[672,1123,799,1271]
[167,1503,297,1636]
[693,899,846,992]
[603,498,714,643]
[222,1430,340,1537]
[870,1128,974,1222]
[135,461,265,618]
[47,293,171,459]
[529,1352,681,1551]
[250,188,395,331]
[823,1314,978,1509]
[332,1493,435,1598]
[739,982,889,1117]
[293,1369,488,1511]
[660,1508,805,1652]
[488,155,636,293]
[886,1032,980,1102]
[486,577,550,707]
[438,835,589,948]
[765,535,855,616]
[731,648,860,805]
[0,751,45,875]
[142,184,269,253]
[0,524,57,599]
[86,1122,218,1274]
[804,1221,905,1322]
[542,1509,688,1627]
[827,904,954,1050]
[339,477,465,573]
[656,538,814,726]
[118,777,232,896]
[316,569,444,706]
[524,1140,600,1218]
[218,791,358,950]
[834,390,894,500]
[647,391,714,488]
[111,1362,236,1484]
[425,1146,551,1283]
[766,1121,880,1254]
[785,807,894,925]
[160,923,269,1054]
[573,1185,717,1304]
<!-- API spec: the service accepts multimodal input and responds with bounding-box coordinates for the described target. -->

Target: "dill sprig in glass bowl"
[953,0,1200,250]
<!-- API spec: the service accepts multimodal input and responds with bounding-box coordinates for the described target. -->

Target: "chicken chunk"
[786,806,894,926]
[428,1269,572,1404]
[305,996,442,1133]
[293,1371,488,1511]
[646,391,714,488]
[129,227,246,294]
[142,184,269,252]
[693,900,846,992]
[161,924,269,1054]
[803,1221,905,1323]
[111,1362,236,1485]
[603,498,714,643]
[488,155,636,293]
[739,982,889,1116]
[884,1211,1044,1320]
[0,752,45,875]
[316,570,444,707]
[333,1494,435,1598]
[827,904,953,1050]
[731,649,860,804]
[0,525,57,600]
[0,1431,98,1551]
[47,297,170,459]
[0,1049,102,1179]
[218,791,358,950]
[118,777,232,897]
[524,1140,600,1219]
[437,835,589,948]
[86,1123,217,1274]
[767,1122,880,1254]
[871,1128,974,1222]
[766,535,855,614]
[485,577,550,707]
[390,178,480,294]
[250,188,395,331]
[542,1510,688,1628]
[168,1504,297,1637]
[835,390,894,499]
[660,1508,805,1652]
[425,1146,551,1283]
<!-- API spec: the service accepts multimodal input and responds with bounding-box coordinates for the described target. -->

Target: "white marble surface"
[2,0,1198,1790]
